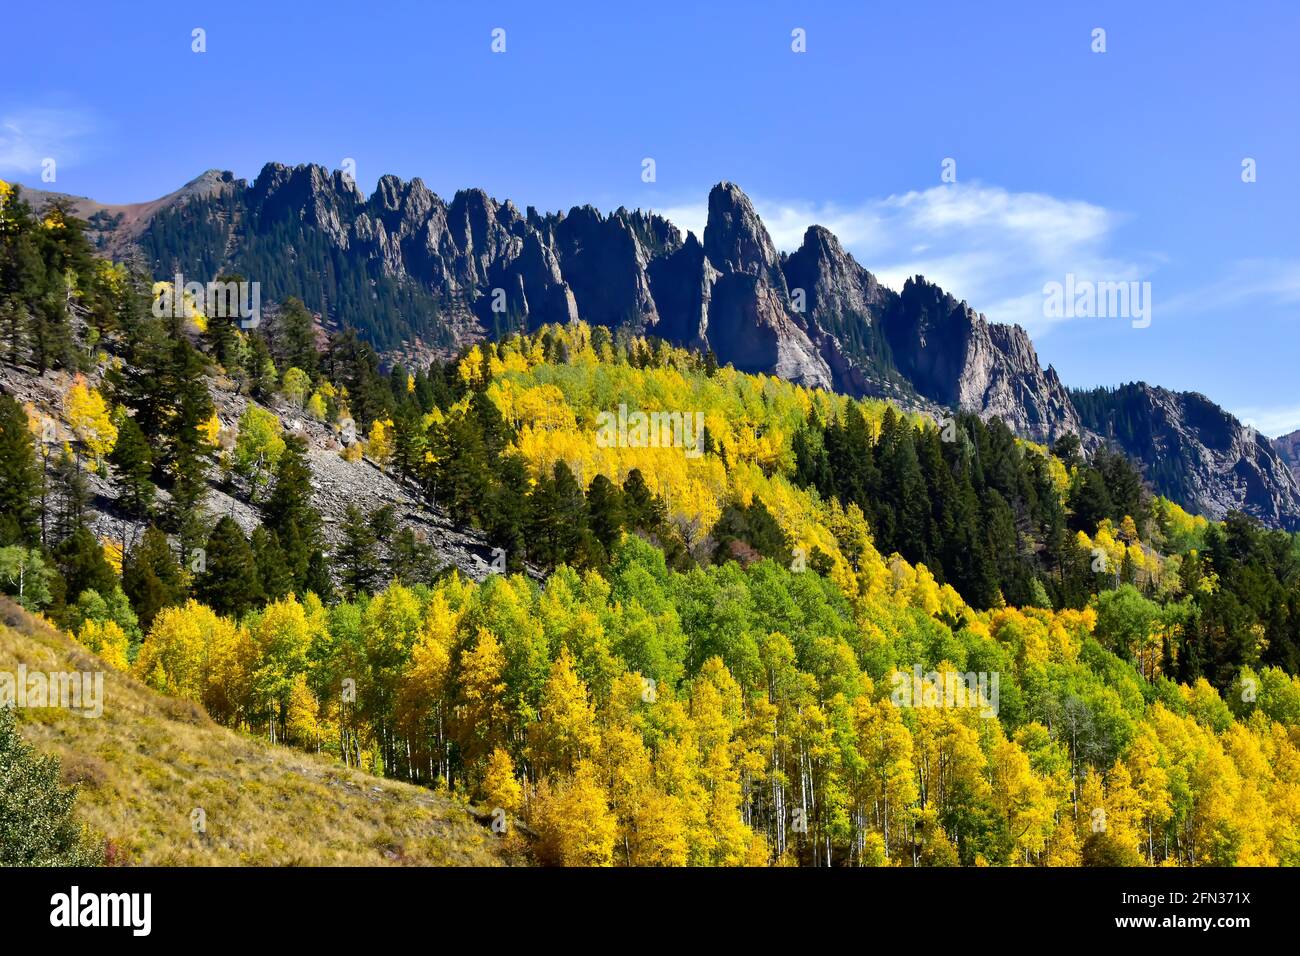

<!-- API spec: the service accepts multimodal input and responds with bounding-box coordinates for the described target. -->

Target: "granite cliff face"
[1074,383,1300,530]
[698,183,832,388]
[880,277,1080,444]
[1271,430,1300,483]
[780,225,915,405]
[19,163,1300,527]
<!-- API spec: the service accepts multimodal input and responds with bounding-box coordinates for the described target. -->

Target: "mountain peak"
[704,181,779,278]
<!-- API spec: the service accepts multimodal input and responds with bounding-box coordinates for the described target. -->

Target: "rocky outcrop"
[1273,429,1300,483]
[1075,383,1300,530]
[646,233,715,349]
[552,206,667,333]
[55,165,1064,425]
[0,358,505,582]
[698,183,833,389]
[881,277,1080,443]
[781,225,912,401]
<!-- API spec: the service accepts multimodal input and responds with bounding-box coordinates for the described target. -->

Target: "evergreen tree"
[482,452,529,572]
[389,527,442,585]
[194,516,263,618]
[622,469,666,531]
[1069,468,1115,534]
[122,525,184,631]
[53,525,117,607]
[586,474,625,553]
[263,435,327,595]
[0,392,41,546]
[202,273,245,370]
[107,412,155,520]
[711,497,793,566]
[271,297,319,378]
[337,503,381,598]
[251,525,293,603]
[165,341,214,558]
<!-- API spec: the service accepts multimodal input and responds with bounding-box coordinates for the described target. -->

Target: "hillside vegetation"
[3,178,1300,867]
[0,599,510,866]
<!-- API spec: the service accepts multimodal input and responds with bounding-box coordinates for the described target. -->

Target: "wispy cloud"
[0,107,99,177]
[1235,403,1300,441]
[1161,258,1300,317]
[655,182,1151,335]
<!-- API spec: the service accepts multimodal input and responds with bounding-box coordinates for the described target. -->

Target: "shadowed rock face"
[695,183,833,389]
[1274,430,1300,484]
[552,206,663,333]
[877,277,1080,444]
[1075,383,1300,530]
[646,233,715,350]
[25,164,1300,527]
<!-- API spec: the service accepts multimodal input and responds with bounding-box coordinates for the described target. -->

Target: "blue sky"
[4,1,1298,433]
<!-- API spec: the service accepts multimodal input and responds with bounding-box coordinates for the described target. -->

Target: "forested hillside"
[4,179,1300,867]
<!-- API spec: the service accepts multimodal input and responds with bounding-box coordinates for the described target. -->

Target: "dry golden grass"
[0,599,512,866]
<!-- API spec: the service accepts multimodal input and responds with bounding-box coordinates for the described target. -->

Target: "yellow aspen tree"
[453,628,510,785]
[1043,811,1082,866]
[64,376,117,465]
[531,760,618,866]
[133,600,238,702]
[284,672,322,750]
[1264,724,1300,865]
[394,612,453,781]
[483,746,523,815]
[854,694,917,859]
[76,618,129,671]
[989,736,1054,863]
[366,418,394,466]
[1222,723,1277,866]
[529,646,599,779]
[595,722,653,863]
[1125,727,1172,862]
[630,788,690,866]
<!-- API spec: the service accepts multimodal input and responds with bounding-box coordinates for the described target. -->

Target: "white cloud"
[1235,405,1300,441]
[0,107,98,176]
[652,202,707,243]
[655,182,1150,336]
[1161,258,1300,317]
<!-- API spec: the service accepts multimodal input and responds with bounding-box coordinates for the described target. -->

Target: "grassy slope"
[0,599,511,866]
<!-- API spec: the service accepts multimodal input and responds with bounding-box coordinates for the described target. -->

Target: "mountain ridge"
[17,163,1300,529]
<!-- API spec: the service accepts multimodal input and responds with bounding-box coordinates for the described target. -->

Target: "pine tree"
[586,474,624,553]
[263,435,326,595]
[165,341,214,558]
[272,297,319,378]
[482,452,528,572]
[389,527,442,585]
[337,503,381,598]
[195,516,263,618]
[122,525,184,631]
[1069,467,1115,534]
[251,526,293,603]
[622,468,665,531]
[107,411,155,519]
[53,525,116,606]
[0,393,41,546]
